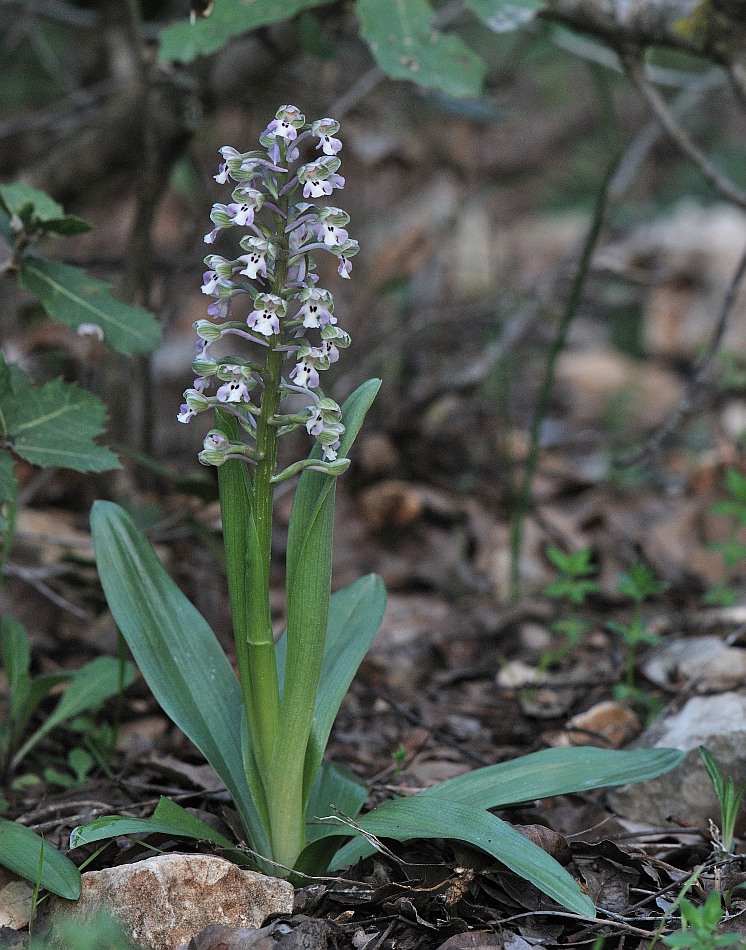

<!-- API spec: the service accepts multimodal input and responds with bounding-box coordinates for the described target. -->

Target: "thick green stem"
[216,411,279,797]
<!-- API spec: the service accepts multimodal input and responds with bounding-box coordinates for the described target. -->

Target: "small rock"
[609,693,746,832]
[643,637,746,692]
[41,854,294,950]
[562,701,641,749]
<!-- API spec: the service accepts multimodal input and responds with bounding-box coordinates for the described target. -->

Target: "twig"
[616,240,746,467]
[508,158,616,601]
[622,51,746,210]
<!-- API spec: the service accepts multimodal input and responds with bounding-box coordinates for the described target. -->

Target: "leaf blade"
[19,257,161,356]
[357,0,486,97]
[3,379,119,472]
[331,797,595,917]
[90,501,269,856]
[0,817,81,900]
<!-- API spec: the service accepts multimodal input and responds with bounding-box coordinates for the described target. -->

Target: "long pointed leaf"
[420,746,685,808]
[90,501,268,856]
[330,797,595,917]
[333,747,684,870]
[267,381,380,863]
[0,817,81,900]
[275,575,386,787]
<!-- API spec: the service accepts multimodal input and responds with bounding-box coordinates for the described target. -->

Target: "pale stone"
[41,854,294,950]
[609,694,746,833]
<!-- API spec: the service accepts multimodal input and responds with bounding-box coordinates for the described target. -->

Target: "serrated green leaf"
[463,0,544,32]
[89,501,269,857]
[331,797,595,916]
[159,0,335,63]
[19,258,161,356]
[357,0,486,98]
[0,816,81,899]
[2,378,119,472]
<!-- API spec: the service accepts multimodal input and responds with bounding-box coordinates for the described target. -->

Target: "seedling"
[607,562,667,704]
[704,469,746,608]
[699,746,745,856]
[542,545,599,669]
[661,891,741,949]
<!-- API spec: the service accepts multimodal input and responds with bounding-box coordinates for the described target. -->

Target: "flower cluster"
[178,106,359,474]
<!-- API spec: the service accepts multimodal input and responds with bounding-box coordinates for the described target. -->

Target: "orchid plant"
[75,107,684,918]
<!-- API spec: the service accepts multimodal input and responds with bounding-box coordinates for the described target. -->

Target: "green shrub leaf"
[357,0,486,97]
[2,378,119,472]
[19,257,161,356]
[463,0,544,32]
[159,0,335,63]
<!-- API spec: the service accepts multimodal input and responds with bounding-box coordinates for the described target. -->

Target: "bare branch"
[616,239,746,467]
[622,51,746,209]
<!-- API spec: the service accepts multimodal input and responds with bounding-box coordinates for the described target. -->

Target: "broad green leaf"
[275,575,386,792]
[295,761,369,876]
[19,258,161,356]
[159,0,335,63]
[11,656,136,770]
[420,746,686,809]
[2,379,119,472]
[305,761,368,843]
[335,747,685,869]
[0,816,81,899]
[463,0,544,32]
[331,797,595,917]
[71,798,234,851]
[356,0,486,98]
[90,501,269,857]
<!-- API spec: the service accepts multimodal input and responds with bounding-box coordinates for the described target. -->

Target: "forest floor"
[3,19,746,949]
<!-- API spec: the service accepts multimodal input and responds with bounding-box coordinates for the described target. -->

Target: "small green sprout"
[662,891,741,950]
[704,469,746,608]
[542,545,599,669]
[699,746,745,856]
[607,562,667,708]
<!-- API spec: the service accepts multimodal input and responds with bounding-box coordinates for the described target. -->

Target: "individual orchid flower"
[247,293,286,337]
[298,157,345,199]
[238,236,275,280]
[311,118,342,156]
[297,287,335,328]
[315,207,350,247]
